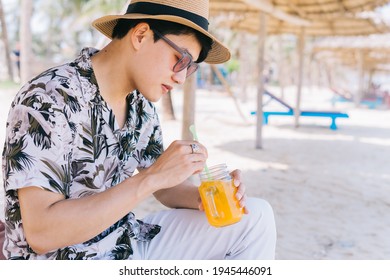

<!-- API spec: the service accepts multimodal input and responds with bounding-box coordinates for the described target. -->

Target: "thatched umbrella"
[312,34,390,104]
[223,14,389,113]
[208,0,389,148]
[226,15,389,36]
[209,0,311,148]
[180,0,310,141]
[268,0,390,19]
[210,0,310,25]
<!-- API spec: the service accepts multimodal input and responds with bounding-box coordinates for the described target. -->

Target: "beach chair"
[251,90,349,130]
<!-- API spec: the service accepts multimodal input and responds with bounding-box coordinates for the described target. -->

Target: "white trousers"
[133,197,277,260]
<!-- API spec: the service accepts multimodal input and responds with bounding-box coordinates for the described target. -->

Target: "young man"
[2,0,276,260]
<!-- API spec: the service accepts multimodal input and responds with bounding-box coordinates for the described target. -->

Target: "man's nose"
[172,68,188,85]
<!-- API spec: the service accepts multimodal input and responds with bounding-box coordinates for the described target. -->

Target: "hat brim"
[92,14,230,64]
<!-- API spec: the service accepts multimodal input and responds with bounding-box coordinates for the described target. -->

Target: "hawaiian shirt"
[2,47,163,260]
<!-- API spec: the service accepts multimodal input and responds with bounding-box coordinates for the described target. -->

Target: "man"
[2,0,276,260]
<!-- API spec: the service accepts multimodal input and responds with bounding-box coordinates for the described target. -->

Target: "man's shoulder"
[29,47,97,86]
[14,62,82,107]
[13,48,98,108]
[30,62,78,83]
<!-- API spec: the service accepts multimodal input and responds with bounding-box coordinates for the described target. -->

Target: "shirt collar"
[73,47,152,111]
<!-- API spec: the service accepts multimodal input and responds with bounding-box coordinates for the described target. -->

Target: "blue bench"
[252,90,349,130]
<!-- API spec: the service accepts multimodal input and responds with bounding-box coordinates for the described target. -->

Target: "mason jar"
[198,163,244,227]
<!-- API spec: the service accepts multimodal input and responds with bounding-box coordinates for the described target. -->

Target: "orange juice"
[198,179,244,227]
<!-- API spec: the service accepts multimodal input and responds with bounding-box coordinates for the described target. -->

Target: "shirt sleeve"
[2,84,74,197]
[137,111,164,169]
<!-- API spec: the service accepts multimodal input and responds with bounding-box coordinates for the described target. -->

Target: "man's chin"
[147,95,162,103]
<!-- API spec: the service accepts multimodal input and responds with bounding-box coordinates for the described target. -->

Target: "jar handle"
[206,186,219,218]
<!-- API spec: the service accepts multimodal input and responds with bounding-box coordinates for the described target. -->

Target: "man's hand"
[197,169,249,214]
[230,169,249,214]
[144,140,208,190]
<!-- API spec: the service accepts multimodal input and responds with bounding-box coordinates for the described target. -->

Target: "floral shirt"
[2,48,163,260]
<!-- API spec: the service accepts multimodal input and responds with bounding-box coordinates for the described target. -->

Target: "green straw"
[189,124,211,180]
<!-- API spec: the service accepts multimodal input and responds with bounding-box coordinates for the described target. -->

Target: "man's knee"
[243,197,277,239]
[246,197,275,222]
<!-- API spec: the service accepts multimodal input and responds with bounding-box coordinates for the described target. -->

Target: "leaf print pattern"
[2,47,163,260]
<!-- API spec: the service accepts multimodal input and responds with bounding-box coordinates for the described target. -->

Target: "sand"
[1,84,389,260]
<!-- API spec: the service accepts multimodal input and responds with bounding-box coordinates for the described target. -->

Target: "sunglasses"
[153,29,199,77]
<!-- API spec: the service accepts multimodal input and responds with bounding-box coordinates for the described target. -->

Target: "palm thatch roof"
[313,34,390,71]
[221,14,389,36]
[210,0,390,36]
[210,0,390,19]
[208,0,390,147]
[268,0,389,19]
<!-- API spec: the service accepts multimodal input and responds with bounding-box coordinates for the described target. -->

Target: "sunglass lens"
[186,64,199,77]
[174,56,192,72]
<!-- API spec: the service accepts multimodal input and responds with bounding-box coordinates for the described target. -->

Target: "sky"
[378,3,390,24]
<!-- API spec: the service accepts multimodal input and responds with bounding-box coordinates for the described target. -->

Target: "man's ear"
[130,22,152,50]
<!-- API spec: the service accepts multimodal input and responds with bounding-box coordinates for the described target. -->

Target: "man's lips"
[162,84,173,92]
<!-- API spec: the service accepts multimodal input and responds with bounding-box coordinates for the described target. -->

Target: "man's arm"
[19,171,161,255]
[18,140,207,255]
[153,178,201,210]
[153,169,249,213]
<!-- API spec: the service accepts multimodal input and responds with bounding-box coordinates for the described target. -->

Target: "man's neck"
[91,41,135,105]
[91,41,135,128]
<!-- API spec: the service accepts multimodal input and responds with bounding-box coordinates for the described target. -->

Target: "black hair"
[112,19,212,63]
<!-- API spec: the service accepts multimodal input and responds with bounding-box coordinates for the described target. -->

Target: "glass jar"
[198,164,244,227]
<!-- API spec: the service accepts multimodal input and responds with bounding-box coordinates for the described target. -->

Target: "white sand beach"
[1,84,389,260]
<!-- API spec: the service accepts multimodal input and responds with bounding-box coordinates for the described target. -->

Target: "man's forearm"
[153,178,200,209]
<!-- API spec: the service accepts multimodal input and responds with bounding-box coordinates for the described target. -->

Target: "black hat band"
[126,2,209,31]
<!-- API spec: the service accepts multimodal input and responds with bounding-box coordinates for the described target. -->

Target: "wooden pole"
[238,32,249,103]
[20,0,33,84]
[356,50,364,107]
[181,74,196,141]
[255,11,267,149]
[277,35,285,99]
[0,0,14,80]
[294,27,305,128]
[161,91,176,121]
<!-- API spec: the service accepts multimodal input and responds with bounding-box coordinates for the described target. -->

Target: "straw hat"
[92,0,231,64]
